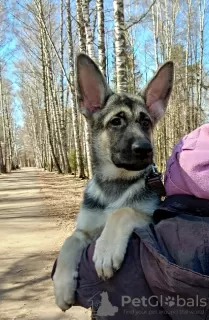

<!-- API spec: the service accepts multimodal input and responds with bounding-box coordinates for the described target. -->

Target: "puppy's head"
[76,54,174,177]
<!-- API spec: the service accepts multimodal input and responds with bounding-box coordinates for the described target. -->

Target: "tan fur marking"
[109,207,151,224]
[96,131,111,162]
[99,162,143,180]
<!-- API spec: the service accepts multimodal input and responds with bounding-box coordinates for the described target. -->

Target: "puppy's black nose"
[132,141,153,156]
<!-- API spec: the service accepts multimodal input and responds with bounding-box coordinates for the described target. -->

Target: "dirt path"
[0,168,90,320]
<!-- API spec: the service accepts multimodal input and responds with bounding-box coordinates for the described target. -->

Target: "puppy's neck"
[94,162,146,181]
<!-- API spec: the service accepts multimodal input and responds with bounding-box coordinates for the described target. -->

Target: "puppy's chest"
[85,178,157,216]
[104,193,155,216]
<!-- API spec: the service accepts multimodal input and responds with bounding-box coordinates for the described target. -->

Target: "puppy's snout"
[131,141,153,158]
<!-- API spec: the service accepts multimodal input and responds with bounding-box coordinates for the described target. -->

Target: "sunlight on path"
[0,168,90,320]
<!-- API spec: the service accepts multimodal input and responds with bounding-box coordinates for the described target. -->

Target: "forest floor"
[0,167,91,320]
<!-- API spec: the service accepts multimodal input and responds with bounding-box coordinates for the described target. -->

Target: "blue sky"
[0,5,24,127]
[0,40,24,126]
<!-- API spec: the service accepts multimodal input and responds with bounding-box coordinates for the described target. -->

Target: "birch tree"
[96,0,106,76]
[113,0,128,92]
[66,0,86,178]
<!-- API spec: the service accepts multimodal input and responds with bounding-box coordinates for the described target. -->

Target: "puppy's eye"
[110,117,123,126]
[141,119,151,129]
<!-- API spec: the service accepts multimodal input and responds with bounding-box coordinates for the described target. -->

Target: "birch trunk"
[198,0,205,115]
[185,0,192,132]
[59,0,71,173]
[113,0,128,93]
[76,0,93,177]
[39,25,62,173]
[0,142,6,173]
[96,0,106,76]
[0,67,12,172]
[81,0,95,58]
[76,0,86,52]
[66,0,86,178]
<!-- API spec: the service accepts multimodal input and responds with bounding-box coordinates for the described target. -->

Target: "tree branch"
[125,0,157,30]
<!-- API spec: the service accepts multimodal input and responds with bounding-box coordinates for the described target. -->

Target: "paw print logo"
[164,296,175,307]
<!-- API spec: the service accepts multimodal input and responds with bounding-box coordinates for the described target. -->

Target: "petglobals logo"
[163,296,207,308]
[121,295,208,308]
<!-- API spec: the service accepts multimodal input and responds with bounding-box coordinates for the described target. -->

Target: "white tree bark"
[113,0,128,93]
[96,0,106,76]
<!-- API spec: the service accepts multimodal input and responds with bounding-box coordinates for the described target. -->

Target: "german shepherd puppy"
[53,54,174,311]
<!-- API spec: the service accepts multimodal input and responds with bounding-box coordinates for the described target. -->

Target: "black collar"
[146,165,166,197]
[153,194,209,224]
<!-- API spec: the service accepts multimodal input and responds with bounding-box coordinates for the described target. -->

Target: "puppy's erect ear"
[76,54,112,119]
[142,61,174,124]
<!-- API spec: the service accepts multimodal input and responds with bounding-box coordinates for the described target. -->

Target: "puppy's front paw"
[93,208,143,280]
[53,265,77,311]
[93,232,125,280]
